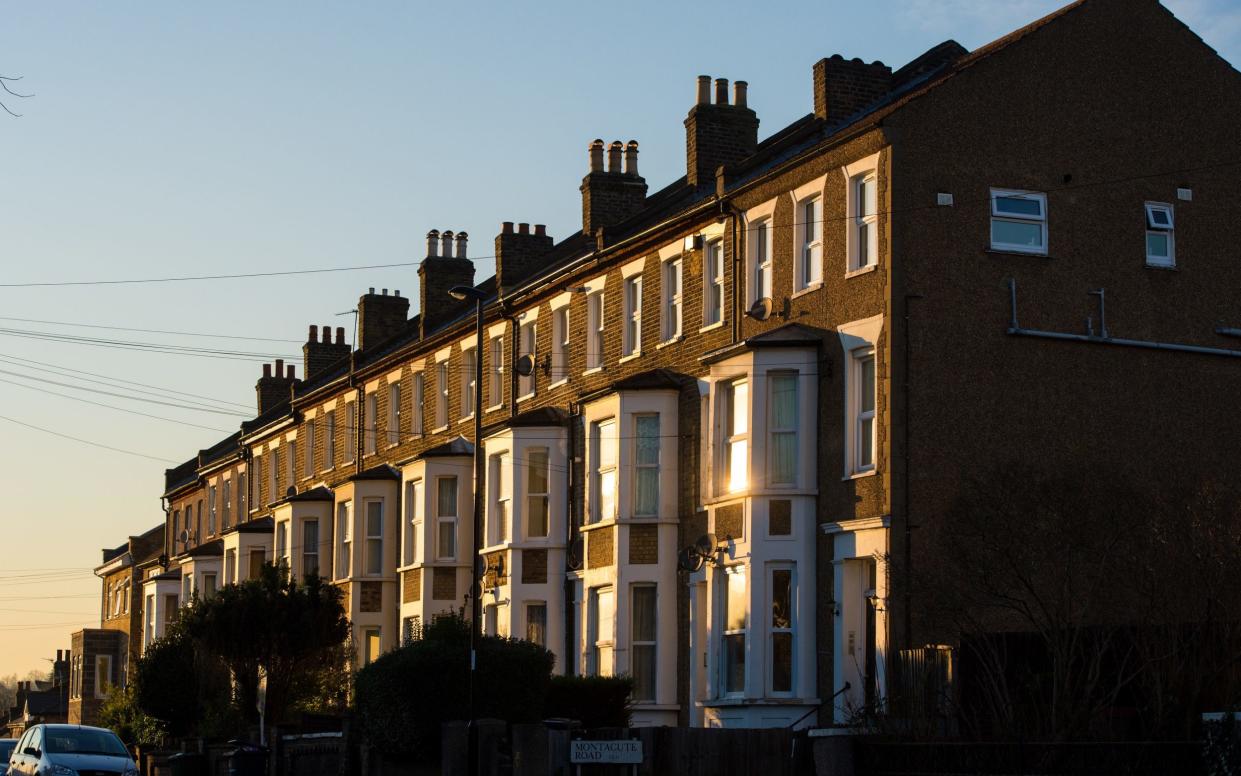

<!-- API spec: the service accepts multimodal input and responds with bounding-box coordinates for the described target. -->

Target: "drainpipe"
[902,293,922,653]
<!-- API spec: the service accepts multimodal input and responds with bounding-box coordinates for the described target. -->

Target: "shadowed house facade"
[140,0,1239,728]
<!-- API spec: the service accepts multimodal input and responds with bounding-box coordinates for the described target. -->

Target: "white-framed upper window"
[222,478,231,528]
[208,485,217,535]
[364,392,377,455]
[586,290,605,371]
[411,372,425,435]
[1145,202,1175,267]
[722,379,749,494]
[990,189,1047,254]
[403,479,421,566]
[769,564,795,695]
[623,276,642,357]
[387,382,401,446]
[326,409,337,465]
[304,420,316,476]
[526,602,547,647]
[750,219,772,302]
[489,452,511,545]
[461,346,477,419]
[589,586,614,677]
[488,335,504,407]
[852,348,876,473]
[287,440,297,486]
[631,583,657,702]
[591,418,618,523]
[662,257,682,341]
[633,413,659,517]
[518,321,537,398]
[345,401,356,463]
[526,448,550,538]
[269,449,279,503]
[769,372,798,486]
[849,172,878,270]
[436,362,449,428]
[94,654,113,699]
[705,239,725,327]
[796,196,823,289]
[364,500,384,576]
[721,567,747,697]
[436,476,458,560]
[336,500,352,579]
[276,520,288,565]
[551,307,570,384]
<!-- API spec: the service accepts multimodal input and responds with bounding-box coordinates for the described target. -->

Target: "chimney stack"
[581,138,648,236]
[303,323,351,381]
[357,288,410,351]
[256,359,298,415]
[496,221,554,291]
[685,74,759,187]
[419,228,475,337]
[812,55,892,125]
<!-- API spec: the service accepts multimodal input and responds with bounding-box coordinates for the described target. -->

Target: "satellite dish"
[177,529,191,545]
[157,554,169,569]
[747,297,774,321]
[677,546,705,573]
[286,485,297,498]
[515,354,535,377]
[566,535,584,571]
[694,533,719,559]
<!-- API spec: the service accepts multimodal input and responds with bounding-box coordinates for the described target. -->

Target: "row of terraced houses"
[56,0,1241,735]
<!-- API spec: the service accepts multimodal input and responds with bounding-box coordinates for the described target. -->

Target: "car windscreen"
[43,729,128,757]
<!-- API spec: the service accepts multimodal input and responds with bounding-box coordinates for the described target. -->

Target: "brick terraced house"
[127,0,1239,729]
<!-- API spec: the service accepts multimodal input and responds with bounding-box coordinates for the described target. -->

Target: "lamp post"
[449,284,486,775]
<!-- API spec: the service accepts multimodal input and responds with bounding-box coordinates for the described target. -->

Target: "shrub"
[99,684,165,747]
[545,675,633,729]
[355,613,555,761]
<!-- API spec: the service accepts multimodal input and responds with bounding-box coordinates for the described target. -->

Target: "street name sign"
[570,739,643,764]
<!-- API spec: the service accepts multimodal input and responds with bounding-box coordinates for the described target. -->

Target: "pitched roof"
[184,538,224,558]
[230,515,275,533]
[349,464,400,482]
[415,436,475,459]
[701,323,827,365]
[281,486,335,503]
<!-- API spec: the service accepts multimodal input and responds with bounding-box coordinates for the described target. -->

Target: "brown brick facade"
[587,526,614,569]
[628,525,659,565]
[432,567,456,601]
[402,568,421,603]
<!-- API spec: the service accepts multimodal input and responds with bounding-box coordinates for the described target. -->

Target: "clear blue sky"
[1,0,1237,676]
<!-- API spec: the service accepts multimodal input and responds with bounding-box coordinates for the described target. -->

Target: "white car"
[7,724,137,776]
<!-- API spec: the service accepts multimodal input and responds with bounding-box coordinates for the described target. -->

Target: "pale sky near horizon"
[1,0,1237,678]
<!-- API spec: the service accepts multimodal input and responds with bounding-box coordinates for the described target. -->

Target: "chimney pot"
[624,140,639,176]
[426,230,439,258]
[308,325,318,343]
[275,359,284,375]
[263,363,272,378]
[715,78,729,105]
[394,289,401,297]
[441,230,454,259]
[734,80,748,108]
[502,221,514,234]
[455,231,468,259]
[589,139,605,173]
[287,364,295,379]
[519,222,530,235]
[607,141,623,173]
[336,326,346,344]
[369,287,375,295]
[534,224,546,236]
[696,75,711,105]
[382,288,388,296]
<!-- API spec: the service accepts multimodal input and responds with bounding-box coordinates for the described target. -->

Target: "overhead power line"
[0,316,302,343]
[0,412,178,463]
[0,326,297,362]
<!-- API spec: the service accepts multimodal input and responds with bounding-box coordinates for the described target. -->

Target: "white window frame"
[631,583,658,702]
[551,306,570,385]
[336,500,352,580]
[436,361,449,429]
[287,439,297,487]
[268,448,279,504]
[721,379,750,495]
[989,188,1048,255]
[518,320,537,399]
[461,346,477,420]
[208,485,217,535]
[586,289,605,371]
[526,447,550,539]
[364,392,378,455]
[276,520,289,565]
[404,479,421,566]
[344,402,356,463]
[489,452,511,545]
[622,275,643,358]
[304,420,315,476]
[363,627,382,665]
[387,382,401,446]
[768,371,799,487]
[768,563,796,696]
[326,410,337,466]
[750,219,772,303]
[662,256,682,342]
[364,499,384,576]
[302,518,320,578]
[796,195,824,290]
[526,601,548,647]
[436,476,458,561]
[589,586,614,677]
[488,334,505,408]
[704,239,725,328]
[411,372,425,435]
[94,654,113,699]
[843,154,881,272]
[633,413,660,517]
[590,418,618,523]
[838,314,882,478]
[852,348,877,475]
[1145,202,1175,267]
[720,566,747,698]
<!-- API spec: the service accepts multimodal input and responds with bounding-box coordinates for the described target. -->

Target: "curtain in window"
[770,374,797,484]
[632,586,657,701]
[634,415,660,515]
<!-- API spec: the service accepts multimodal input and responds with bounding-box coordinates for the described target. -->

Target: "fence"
[856,740,1206,776]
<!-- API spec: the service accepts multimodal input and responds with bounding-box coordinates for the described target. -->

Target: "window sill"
[699,697,820,708]
[579,518,618,533]
[431,426,448,435]
[842,469,877,481]
[791,282,823,299]
[656,335,684,350]
[547,379,568,390]
[516,392,536,404]
[699,320,726,334]
[478,542,512,554]
[320,468,334,476]
[619,352,642,364]
[1145,261,1178,271]
[458,416,474,425]
[582,366,605,377]
[486,404,505,413]
[986,247,1051,259]
[844,264,877,279]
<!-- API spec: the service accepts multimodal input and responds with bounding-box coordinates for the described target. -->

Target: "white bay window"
[768,373,798,486]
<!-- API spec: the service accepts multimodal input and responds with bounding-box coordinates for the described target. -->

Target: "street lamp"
[449,284,486,776]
